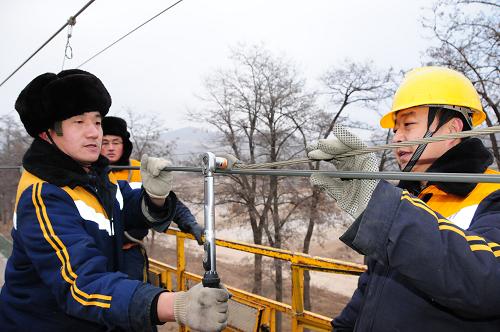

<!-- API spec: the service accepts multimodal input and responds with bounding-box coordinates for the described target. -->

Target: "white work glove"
[140,154,173,199]
[174,283,230,332]
[307,125,379,219]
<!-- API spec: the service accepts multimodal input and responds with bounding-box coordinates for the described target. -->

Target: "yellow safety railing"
[148,229,366,332]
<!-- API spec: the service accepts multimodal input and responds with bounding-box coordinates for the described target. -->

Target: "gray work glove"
[140,154,174,199]
[307,125,379,219]
[174,283,230,332]
[191,223,205,245]
[217,153,241,170]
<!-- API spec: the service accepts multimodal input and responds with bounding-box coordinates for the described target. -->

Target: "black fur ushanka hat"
[102,116,133,165]
[15,69,111,137]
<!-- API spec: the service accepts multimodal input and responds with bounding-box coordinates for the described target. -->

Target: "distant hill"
[161,127,224,162]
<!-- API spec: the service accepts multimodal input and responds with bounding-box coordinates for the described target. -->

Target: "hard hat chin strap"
[402,131,434,172]
[402,107,445,173]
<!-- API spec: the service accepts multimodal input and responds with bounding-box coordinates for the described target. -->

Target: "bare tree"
[197,46,272,295]
[196,46,395,320]
[423,0,500,166]
[0,115,31,224]
[321,60,394,132]
[194,45,319,328]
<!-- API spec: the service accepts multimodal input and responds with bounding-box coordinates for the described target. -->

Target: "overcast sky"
[1,0,438,131]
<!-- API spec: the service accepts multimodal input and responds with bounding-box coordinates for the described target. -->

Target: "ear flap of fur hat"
[15,69,112,137]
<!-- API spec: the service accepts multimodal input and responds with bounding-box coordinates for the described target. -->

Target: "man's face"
[101,134,124,164]
[50,112,103,165]
[392,106,461,172]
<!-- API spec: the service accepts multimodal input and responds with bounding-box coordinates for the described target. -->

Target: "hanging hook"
[61,16,76,70]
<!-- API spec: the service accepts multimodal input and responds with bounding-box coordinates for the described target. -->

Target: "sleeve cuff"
[340,180,402,263]
[129,283,166,332]
[141,191,177,232]
[339,213,363,250]
[173,199,197,232]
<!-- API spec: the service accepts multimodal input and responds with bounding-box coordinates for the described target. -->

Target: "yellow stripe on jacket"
[419,169,500,229]
[15,170,114,308]
[400,173,500,257]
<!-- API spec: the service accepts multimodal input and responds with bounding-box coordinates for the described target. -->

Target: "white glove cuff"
[145,189,168,200]
[173,291,187,325]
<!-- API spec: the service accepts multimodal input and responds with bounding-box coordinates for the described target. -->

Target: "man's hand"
[141,154,173,199]
[307,125,379,219]
[174,283,230,332]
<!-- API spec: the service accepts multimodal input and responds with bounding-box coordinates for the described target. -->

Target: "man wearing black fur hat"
[101,116,142,184]
[101,116,204,282]
[0,69,229,332]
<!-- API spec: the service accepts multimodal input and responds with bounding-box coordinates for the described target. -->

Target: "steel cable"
[77,0,184,68]
[0,0,96,88]
[235,125,500,169]
[107,166,500,184]
[5,125,499,184]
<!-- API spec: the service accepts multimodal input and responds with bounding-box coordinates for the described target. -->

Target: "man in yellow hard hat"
[381,66,485,174]
[307,66,500,331]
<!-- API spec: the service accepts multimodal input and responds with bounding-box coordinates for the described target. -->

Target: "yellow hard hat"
[380,66,485,128]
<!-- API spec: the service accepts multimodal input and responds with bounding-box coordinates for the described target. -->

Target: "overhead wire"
[0,0,96,88]
[77,0,184,68]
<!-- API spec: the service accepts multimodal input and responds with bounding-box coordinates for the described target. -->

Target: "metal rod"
[110,165,202,172]
[216,169,500,184]
[108,165,500,183]
[201,152,220,288]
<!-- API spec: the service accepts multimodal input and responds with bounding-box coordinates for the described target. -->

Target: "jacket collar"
[23,138,110,188]
[398,138,493,197]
